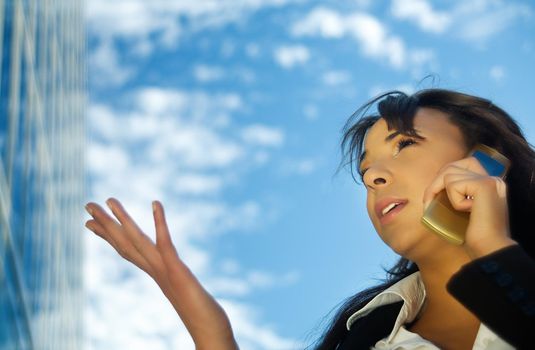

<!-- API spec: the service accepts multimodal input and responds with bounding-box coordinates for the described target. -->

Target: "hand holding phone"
[421,144,511,245]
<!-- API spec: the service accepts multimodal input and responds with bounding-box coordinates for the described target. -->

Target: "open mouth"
[380,201,407,225]
[382,202,402,216]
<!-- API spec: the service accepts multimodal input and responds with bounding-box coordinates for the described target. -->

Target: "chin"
[383,237,418,258]
[378,226,433,260]
[388,231,463,264]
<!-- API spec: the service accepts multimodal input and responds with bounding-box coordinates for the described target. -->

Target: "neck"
[412,242,471,312]
[409,243,481,348]
[416,243,471,294]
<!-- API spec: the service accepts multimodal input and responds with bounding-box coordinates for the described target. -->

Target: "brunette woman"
[85,89,534,349]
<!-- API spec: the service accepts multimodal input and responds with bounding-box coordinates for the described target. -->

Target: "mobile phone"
[421,144,511,245]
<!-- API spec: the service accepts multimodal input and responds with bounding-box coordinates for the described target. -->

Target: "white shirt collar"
[345,272,514,349]
[346,272,426,343]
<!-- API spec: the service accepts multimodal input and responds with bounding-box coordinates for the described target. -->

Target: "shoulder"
[447,244,535,348]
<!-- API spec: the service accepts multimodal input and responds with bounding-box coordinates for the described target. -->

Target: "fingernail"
[85,205,93,215]
[85,222,94,232]
[106,199,113,210]
[152,201,157,213]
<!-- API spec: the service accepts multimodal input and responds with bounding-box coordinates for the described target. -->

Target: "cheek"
[366,197,374,220]
[366,198,381,231]
[410,157,444,190]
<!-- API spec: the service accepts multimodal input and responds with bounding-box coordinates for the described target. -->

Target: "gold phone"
[421,144,511,245]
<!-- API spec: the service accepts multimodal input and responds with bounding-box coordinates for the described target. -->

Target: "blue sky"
[84,1,535,349]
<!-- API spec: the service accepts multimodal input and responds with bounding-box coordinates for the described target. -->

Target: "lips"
[375,197,408,225]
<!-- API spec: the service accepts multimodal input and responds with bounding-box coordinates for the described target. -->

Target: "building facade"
[0,0,85,349]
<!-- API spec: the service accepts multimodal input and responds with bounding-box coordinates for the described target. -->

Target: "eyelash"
[359,138,417,181]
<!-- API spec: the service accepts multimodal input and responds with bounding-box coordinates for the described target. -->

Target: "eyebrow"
[358,131,402,166]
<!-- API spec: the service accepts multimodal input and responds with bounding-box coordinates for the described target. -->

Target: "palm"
[85,198,239,350]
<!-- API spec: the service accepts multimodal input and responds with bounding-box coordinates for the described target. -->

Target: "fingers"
[85,199,184,282]
[85,218,107,238]
[152,201,183,277]
[105,198,143,237]
[442,175,482,211]
[86,199,240,346]
[106,198,169,266]
[153,201,178,254]
[85,201,154,274]
[153,201,171,247]
[84,202,122,246]
[151,201,202,297]
[423,156,488,208]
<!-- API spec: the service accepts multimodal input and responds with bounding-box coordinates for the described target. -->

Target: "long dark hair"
[310,88,535,349]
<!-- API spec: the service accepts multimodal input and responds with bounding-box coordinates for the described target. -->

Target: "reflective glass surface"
[0,0,85,349]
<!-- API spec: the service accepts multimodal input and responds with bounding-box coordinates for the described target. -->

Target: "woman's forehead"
[363,108,453,145]
[361,108,463,161]
[363,118,392,144]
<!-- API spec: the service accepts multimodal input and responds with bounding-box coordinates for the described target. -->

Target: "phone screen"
[472,149,507,177]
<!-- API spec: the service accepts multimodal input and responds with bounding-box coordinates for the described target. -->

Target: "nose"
[363,166,392,189]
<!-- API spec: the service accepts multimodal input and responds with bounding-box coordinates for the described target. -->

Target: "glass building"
[0,0,85,349]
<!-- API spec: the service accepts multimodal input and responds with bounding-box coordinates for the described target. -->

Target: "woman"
[84,89,534,349]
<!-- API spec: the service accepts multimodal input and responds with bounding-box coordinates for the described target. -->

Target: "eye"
[359,167,369,182]
[395,137,417,153]
[359,137,417,182]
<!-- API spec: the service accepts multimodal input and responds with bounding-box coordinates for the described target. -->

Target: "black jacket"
[338,245,535,349]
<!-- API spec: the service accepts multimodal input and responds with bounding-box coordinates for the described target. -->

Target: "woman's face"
[360,107,468,258]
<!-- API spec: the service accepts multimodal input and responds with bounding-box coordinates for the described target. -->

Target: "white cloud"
[391,0,451,33]
[192,65,256,84]
[173,174,224,195]
[455,0,531,42]
[368,83,415,98]
[87,0,303,86]
[221,39,237,58]
[86,1,214,48]
[322,70,351,86]
[292,7,346,38]
[206,270,298,297]
[86,0,303,49]
[303,104,319,121]
[221,300,303,350]
[86,236,300,350]
[87,143,130,176]
[88,91,246,171]
[253,151,271,166]
[132,88,242,127]
[237,68,257,84]
[409,49,434,66]
[247,270,299,288]
[207,277,253,296]
[391,0,532,43]
[490,65,506,81]
[193,64,226,82]
[86,86,298,349]
[241,125,285,147]
[245,43,261,58]
[87,104,121,140]
[280,158,319,175]
[273,45,311,69]
[89,39,134,86]
[347,13,405,68]
[291,7,433,70]
[178,201,261,238]
[85,237,194,349]
[149,125,245,169]
[221,259,241,274]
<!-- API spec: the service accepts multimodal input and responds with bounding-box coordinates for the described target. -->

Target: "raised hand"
[84,198,239,350]
[422,156,518,258]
